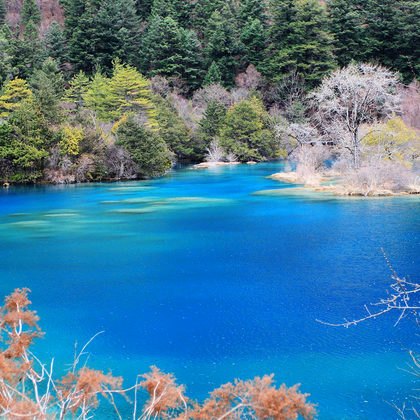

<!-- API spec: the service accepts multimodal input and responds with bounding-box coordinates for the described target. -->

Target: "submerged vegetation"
[0,0,419,186]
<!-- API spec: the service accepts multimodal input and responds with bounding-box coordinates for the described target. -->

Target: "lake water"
[1,161,420,419]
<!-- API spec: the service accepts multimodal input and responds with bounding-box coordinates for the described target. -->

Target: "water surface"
[1,162,420,419]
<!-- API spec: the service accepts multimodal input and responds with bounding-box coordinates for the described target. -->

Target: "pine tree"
[264,0,336,88]
[397,1,420,82]
[178,28,204,91]
[204,6,243,87]
[30,58,65,124]
[327,0,368,67]
[83,71,109,119]
[193,0,224,37]
[0,25,13,85]
[115,114,172,177]
[171,0,194,28]
[220,98,279,162]
[153,94,194,159]
[60,0,87,39]
[364,0,402,70]
[0,0,7,26]
[240,18,267,67]
[7,19,44,79]
[198,99,227,145]
[22,19,44,73]
[21,0,41,26]
[203,61,222,86]
[108,59,156,124]
[65,70,90,110]
[140,15,184,77]
[0,78,33,117]
[238,0,268,27]
[140,15,203,88]
[0,99,50,181]
[150,0,176,19]
[134,0,153,20]
[84,60,156,124]
[44,22,69,69]
[65,0,140,74]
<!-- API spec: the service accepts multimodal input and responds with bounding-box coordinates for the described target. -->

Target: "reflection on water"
[1,161,420,420]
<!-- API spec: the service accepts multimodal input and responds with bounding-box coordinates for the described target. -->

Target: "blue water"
[1,161,420,419]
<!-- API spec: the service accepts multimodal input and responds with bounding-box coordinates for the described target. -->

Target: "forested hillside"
[0,0,420,184]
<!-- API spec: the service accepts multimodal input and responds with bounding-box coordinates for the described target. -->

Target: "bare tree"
[318,253,420,328]
[192,84,232,111]
[205,139,225,162]
[235,64,263,91]
[312,63,400,169]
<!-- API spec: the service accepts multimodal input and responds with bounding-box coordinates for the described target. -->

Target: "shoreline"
[269,171,420,197]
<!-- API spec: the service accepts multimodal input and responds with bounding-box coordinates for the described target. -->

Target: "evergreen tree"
[153,94,194,159]
[150,0,176,19]
[83,70,109,119]
[203,61,222,86]
[8,19,44,78]
[0,23,13,41]
[65,70,90,110]
[264,0,336,88]
[327,0,368,67]
[238,0,268,27]
[0,99,50,181]
[134,0,153,20]
[240,18,267,67]
[364,0,403,71]
[44,22,70,69]
[0,27,13,84]
[60,0,87,39]
[21,0,41,26]
[178,28,204,91]
[115,114,172,177]
[30,58,65,124]
[219,98,280,162]
[198,99,227,146]
[0,0,7,26]
[140,15,203,89]
[65,0,140,74]
[397,1,420,82]
[204,6,243,87]
[108,59,156,124]
[0,77,33,117]
[192,0,224,37]
[84,60,156,123]
[171,0,195,28]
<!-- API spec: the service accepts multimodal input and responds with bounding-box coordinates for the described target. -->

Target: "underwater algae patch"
[108,196,235,214]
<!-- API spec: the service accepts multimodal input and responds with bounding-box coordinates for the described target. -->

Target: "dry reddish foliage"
[0,288,124,420]
[140,366,189,419]
[139,369,316,420]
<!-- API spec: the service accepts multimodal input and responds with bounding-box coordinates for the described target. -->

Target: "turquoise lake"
[1,161,420,419]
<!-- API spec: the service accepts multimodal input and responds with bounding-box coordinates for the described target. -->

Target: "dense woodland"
[0,0,420,188]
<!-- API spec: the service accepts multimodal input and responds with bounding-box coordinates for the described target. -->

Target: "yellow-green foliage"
[59,124,84,156]
[83,72,109,120]
[220,97,282,162]
[65,70,90,109]
[0,78,33,117]
[364,115,420,166]
[83,59,157,126]
[111,114,128,133]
